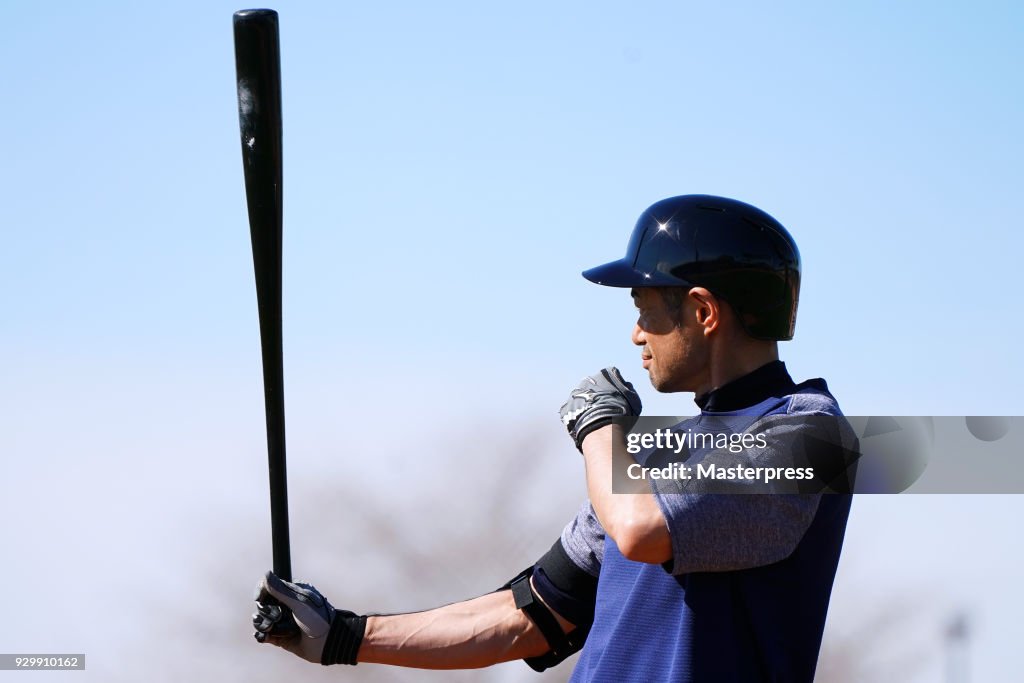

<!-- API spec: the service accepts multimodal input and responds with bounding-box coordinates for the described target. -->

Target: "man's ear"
[688,287,721,336]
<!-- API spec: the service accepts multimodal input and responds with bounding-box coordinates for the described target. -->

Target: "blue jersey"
[561,362,853,682]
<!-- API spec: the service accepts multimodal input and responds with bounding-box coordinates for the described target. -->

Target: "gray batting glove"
[252,571,366,666]
[559,367,642,451]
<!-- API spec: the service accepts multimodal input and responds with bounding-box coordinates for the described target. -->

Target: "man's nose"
[632,322,645,346]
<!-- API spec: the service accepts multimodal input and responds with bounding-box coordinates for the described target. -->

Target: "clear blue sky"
[1,1,1021,680]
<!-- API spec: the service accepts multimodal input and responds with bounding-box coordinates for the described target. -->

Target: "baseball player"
[252,194,853,681]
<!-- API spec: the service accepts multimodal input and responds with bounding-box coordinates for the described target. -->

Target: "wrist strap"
[573,417,613,450]
[321,611,367,666]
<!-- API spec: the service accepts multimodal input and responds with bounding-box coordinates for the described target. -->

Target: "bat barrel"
[233,8,292,582]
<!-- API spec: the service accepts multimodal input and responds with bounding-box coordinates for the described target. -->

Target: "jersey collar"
[694,360,795,413]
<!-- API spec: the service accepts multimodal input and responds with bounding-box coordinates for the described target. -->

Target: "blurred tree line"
[126,422,949,682]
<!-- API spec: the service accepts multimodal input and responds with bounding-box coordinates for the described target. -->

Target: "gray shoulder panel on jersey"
[559,501,604,577]
[786,392,841,416]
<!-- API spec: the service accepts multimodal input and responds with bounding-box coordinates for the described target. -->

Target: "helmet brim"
[582,258,690,288]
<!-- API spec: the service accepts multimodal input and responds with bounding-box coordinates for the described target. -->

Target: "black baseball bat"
[233,8,292,582]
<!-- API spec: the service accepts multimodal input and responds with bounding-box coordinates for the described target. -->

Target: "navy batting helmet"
[583,195,801,340]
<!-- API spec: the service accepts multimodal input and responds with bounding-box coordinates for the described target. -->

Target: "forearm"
[358,589,549,669]
[581,424,671,564]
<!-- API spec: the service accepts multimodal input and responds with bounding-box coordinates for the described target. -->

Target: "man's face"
[630,287,709,393]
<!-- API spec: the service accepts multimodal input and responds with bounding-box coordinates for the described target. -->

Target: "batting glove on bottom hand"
[559,367,642,451]
[252,571,367,665]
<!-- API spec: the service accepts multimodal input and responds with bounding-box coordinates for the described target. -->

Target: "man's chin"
[648,374,671,393]
[649,373,687,394]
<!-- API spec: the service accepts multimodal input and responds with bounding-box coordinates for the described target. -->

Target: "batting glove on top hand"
[559,367,642,451]
[252,571,366,666]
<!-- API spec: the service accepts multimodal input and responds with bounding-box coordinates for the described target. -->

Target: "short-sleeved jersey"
[561,361,853,682]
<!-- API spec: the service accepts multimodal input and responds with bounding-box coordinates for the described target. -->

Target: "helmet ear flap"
[583,195,801,341]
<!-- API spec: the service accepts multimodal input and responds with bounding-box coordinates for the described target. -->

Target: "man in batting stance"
[251,195,853,681]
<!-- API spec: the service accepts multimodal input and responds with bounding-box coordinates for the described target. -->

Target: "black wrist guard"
[321,611,367,666]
